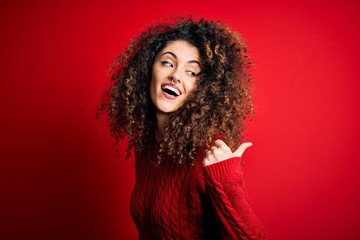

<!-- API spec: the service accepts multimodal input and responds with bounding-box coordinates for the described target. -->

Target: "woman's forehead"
[158,40,200,61]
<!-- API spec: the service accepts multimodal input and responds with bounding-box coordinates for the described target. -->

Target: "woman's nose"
[168,75,177,84]
[168,71,181,84]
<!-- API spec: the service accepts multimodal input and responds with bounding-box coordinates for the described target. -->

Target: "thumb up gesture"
[203,140,252,166]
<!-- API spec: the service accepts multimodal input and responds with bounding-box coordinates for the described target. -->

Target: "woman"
[99,16,266,239]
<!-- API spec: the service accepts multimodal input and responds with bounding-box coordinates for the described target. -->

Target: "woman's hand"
[203,140,252,166]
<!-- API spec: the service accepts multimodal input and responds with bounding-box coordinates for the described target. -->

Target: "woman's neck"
[155,111,169,142]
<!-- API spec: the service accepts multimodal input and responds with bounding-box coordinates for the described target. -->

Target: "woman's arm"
[203,140,267,239]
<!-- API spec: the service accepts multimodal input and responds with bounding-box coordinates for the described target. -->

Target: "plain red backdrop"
[1,0,360,239]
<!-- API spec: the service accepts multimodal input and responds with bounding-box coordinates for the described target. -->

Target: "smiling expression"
[150,40,201,116]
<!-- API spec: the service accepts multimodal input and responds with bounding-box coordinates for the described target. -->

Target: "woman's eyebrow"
[160,51,177,59]
[160,51,201,68]
[188,60,201,68]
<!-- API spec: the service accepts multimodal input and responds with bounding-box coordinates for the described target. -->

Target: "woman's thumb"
[234,142,253,157]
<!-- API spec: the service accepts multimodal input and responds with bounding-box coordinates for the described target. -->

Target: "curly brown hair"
[97,16,254,166]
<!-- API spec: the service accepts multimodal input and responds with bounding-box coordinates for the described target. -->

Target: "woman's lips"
[161,84,182,100]
[162,90,178,100]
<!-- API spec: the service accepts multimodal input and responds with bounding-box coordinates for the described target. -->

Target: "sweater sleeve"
[203,157,267,239]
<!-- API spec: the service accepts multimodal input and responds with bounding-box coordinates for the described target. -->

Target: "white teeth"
[162,85,180,96]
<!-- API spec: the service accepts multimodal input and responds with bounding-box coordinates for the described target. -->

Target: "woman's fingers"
[203,150,216,166]
[214,139,231,152]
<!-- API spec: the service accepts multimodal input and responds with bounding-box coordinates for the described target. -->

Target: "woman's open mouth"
[161,84,182,99]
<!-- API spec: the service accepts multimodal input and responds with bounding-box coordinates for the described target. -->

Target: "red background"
[1,0,360,239]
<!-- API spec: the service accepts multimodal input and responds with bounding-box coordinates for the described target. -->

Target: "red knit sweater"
[130,147,266,239]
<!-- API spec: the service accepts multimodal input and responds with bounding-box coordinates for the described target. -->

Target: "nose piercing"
[169,76,177,84]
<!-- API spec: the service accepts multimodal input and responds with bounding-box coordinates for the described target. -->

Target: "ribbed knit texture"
[130,147,267,239]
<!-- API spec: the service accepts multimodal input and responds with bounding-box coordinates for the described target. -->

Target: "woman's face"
[150,40,201,116]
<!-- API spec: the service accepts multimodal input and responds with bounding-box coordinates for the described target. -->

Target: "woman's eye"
[160,61,173,67]
[186,71,198,77]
